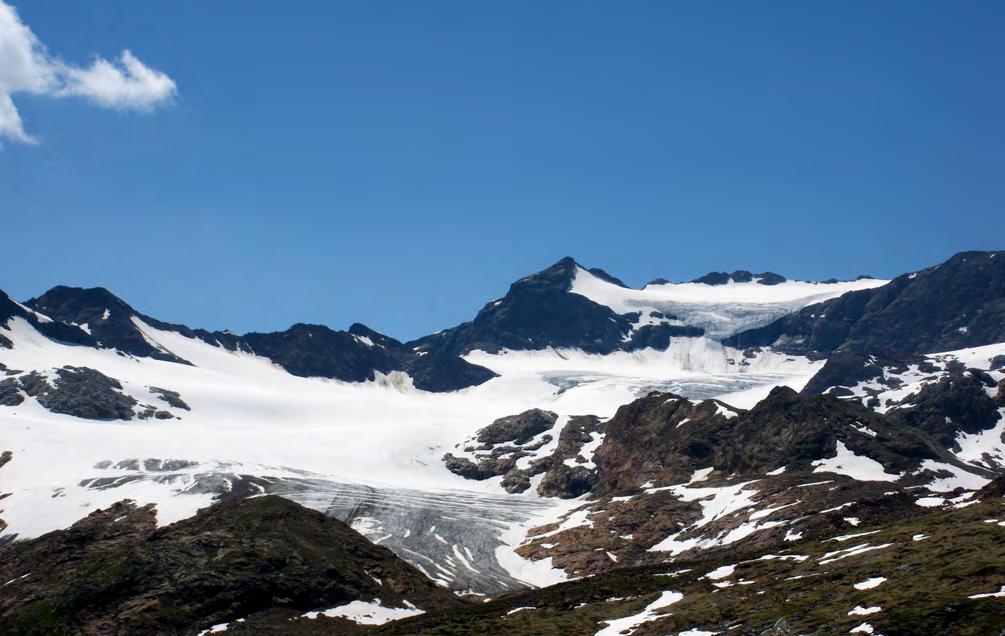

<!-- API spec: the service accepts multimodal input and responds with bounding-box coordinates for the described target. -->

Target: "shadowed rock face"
[0,496,459,635]
[726,250,1005,358]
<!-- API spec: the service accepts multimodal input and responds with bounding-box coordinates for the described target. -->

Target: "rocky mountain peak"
[27,285,134,320]
[348,322,402,348]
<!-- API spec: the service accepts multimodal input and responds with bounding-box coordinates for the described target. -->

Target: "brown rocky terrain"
[0,496,460,635]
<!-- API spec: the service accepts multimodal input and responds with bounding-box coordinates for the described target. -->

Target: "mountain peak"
[27,285,135,318]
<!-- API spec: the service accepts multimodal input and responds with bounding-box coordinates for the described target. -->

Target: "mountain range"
[1,250,1004,634]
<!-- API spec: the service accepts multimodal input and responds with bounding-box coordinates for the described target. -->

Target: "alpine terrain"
[2,250,1005,635]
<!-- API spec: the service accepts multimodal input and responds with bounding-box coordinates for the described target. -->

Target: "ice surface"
[570,267,888,339]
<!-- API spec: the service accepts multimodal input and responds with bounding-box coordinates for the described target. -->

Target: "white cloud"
[0,1,176,144]
[57,50,176,111]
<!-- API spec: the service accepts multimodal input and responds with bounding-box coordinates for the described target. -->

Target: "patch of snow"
[954,412,1005,470]
[848,606,882,616]
[301,599,424,624]
[853,577,887,590]
[969,586,1005,599]
[594,590,684,636]
[648,481,772,554]
[749,501,799,520]
[818,543,892,565]
[811,442,901,482]
[827,529,880,543]
[914,459,988,492]
[714,402,739,419]
[196,619,245,635]
[703,564,736,580]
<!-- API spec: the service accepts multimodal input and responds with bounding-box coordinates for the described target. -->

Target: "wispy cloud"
[0,1,176,144]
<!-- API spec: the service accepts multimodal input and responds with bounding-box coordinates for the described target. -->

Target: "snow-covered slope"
[0,309,822,592]
[0,283,833,595]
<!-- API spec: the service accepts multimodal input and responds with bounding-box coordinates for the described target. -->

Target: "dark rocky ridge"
[725,250,1005,358]
[244,322,496,392]
[0,496,460,635]
[690,270,787,286]
[16,286,495,393]
[26,286,246,364]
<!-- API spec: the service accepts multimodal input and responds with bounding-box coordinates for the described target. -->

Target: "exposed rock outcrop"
[443,410,605,498]
[20,367,138,421]
[0,496,459,635]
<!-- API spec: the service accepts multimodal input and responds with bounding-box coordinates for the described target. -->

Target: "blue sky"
[1,1,1003,340]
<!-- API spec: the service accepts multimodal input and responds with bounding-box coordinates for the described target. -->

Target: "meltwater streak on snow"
[569,267,889,339]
